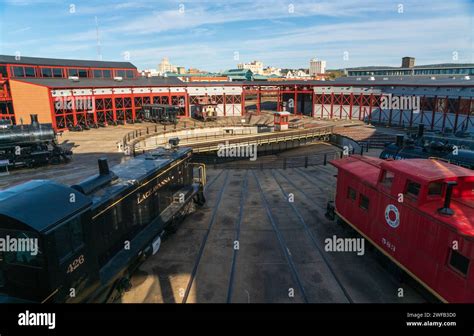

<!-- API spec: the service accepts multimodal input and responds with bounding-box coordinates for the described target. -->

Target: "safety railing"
[191,148,356,170]
[190,126,334,153]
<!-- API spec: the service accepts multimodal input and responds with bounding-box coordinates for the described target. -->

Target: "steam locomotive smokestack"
[30,114,39,128]
[396,135,404,147]
[417,124,424,138]
[438,181,457,216]
[98,158,110,175]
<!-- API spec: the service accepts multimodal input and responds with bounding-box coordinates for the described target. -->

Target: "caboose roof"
[332,156,474,184]
[330,155,382,186]
[380,159,474,182]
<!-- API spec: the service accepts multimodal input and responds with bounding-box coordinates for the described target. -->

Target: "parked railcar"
[327,155,474,303]
[0,145,206,303]
[141,104,179,125]
[192,96,218,122]
[380,124,474,169]
[0,114,72,167]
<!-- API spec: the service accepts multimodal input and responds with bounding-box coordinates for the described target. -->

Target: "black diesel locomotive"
[0,145,206,303]
[0,114,72,168]
[380,124,474,169]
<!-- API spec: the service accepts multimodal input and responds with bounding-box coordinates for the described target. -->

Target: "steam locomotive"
[380,124,474,169]
[0,114,72,168]
[0,144,206,303]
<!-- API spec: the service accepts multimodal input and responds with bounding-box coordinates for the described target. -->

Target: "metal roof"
[331,76,474,87]
[0,55,137,69]
[0,180,91,233]
[12,76,184,88]
[347,63,474,71]
[12,76,474,89]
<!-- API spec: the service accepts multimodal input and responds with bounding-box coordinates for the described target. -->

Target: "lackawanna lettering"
[137,176,173,204]
[380,94,420,112]
[324,235,365,256]
[0,235,38,256]
[217,141,257,161]
[18,311,55,330]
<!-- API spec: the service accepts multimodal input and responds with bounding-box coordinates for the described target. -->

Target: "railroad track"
[226,170,249,303]
[270,169,353,303]
[251,170,310,303]
[181,170,230,303]
[285,166,430,302]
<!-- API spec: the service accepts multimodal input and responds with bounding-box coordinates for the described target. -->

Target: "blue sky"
[0,0,473,71]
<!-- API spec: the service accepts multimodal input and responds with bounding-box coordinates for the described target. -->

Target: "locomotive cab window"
[347,187,356,201]
[405,180,421,199]
[449,249,470,277]
[2,229,44,268]
[359,194,369,210]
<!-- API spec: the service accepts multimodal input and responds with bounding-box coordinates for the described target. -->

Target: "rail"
[189,126,334,153]
[122,120,250,147]
[126,123,334,156]
[135,127,257,151]
[120,122,253,155]
[191,147,360,170]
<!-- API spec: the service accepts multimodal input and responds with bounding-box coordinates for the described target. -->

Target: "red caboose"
[330,155,474,303]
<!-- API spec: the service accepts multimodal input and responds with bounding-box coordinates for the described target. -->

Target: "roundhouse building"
[1,55,473,133]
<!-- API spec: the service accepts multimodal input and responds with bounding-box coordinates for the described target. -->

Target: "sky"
[0,0,473,72]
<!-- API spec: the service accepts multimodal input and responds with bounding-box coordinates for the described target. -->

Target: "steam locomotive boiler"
[0,114,72,168]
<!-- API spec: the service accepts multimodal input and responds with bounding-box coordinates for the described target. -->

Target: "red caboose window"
[449,249,470,277]
[347,187,356,201]
[405,180,421,200]
[428,182,443,196]
[381,170,395,189]
[359,194,369,210]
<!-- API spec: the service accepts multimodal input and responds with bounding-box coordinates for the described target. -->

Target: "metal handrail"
[192,149,347,170]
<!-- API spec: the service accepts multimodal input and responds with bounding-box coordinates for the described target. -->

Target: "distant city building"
[402,56,415,68]
[158,57,177,74]
[309,58,326,75]
[141,69,160,77]
[187,76,229,82]
[262,66,282,76]
[282,69,310,79]
[222,69,254,81]
[188,68,205,74]
[237,60,264,75]
[176,66,186,74]
[346,57,474,77]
